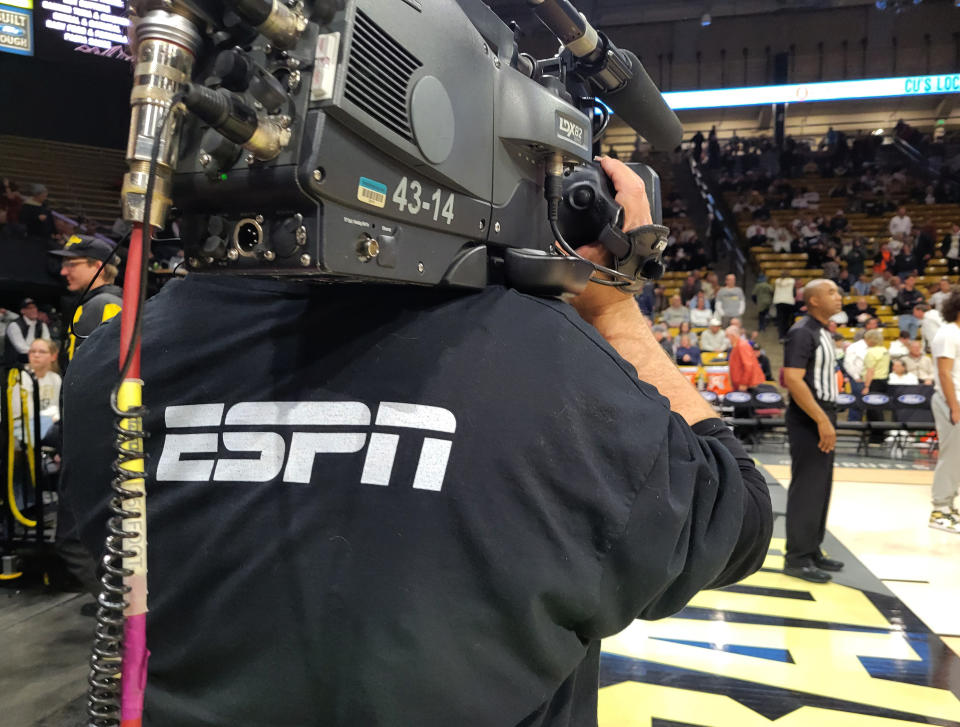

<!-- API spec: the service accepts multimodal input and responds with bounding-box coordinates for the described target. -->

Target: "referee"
[782,279,844,583]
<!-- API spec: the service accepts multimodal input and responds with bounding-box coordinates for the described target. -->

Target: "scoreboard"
[0,0,131,59]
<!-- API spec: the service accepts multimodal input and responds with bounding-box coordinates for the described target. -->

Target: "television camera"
[123,0,682,294]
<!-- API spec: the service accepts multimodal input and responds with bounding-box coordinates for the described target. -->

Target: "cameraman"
[61,157,772,726]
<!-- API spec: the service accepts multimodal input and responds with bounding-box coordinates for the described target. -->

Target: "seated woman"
[887,358,919,385]
[676,321,699,348]
[674,334,702,366]
[689,293,714,327]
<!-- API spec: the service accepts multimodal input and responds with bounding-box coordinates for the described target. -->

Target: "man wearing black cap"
[49,234,123,362]
[3,298,52,366]
[48,234,123,606]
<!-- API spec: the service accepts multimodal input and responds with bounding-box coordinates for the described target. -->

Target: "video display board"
[0,0,34,56]
[38,0,130,60]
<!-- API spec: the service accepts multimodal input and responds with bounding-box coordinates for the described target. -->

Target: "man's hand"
[570,156,653,323]
[817,417,837,453]
[951,403,960,426]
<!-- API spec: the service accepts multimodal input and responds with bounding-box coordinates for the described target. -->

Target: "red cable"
[119,224,144,378]
[118,221,147,727]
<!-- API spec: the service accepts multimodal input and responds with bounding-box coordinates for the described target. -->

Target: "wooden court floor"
[597,467,960,727]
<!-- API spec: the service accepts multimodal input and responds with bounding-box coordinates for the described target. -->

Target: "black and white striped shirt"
[784,316,838,404]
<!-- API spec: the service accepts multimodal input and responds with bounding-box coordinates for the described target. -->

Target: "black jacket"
[61,275,772,727]
[67,283,122,361]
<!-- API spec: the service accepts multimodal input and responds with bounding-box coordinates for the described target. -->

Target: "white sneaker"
[929,509,960,534]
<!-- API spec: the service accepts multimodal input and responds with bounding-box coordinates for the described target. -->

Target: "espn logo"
[156,401,456,491]
[556,112,587,150]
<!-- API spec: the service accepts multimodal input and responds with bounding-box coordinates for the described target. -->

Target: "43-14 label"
[392,176,455,225]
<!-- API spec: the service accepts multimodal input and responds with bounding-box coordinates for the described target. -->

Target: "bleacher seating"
[0,135,125,223]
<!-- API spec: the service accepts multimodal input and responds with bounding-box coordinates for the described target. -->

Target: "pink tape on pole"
[121,613,150,726]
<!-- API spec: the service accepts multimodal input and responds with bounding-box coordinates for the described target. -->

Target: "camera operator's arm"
[570,157,716,427]
[567,157,772,627]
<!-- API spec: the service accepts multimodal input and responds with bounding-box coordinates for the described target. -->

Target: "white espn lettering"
[155,401,456,491]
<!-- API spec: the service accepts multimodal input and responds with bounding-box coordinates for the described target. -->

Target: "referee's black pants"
[785,403,837,567]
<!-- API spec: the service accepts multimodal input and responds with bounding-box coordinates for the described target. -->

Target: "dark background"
[0,18,131,148]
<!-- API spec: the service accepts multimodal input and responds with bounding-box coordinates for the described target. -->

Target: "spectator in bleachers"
[894,276,924,334]
[888,205,912,238]
[689,294,713,327]
[747,331,774,381]
[821,248,840,281]
[888,330,912,359]
[1,178,23,234]
[4,298,52,366]
[828,209,847,234]
[728,326,766,392]
[773,273,797,334]
[862,328,891,438]
[0,307,19,359]
[852,273,872,297]
[676,321,699,348]
[843,296,876,326]
[19,184,55,238]
[691,130,704,162]
[696,272,713,302]
[745,221,767,245]
[679,274,701,305]
[707,126,720,168]
[49,235,123,362]
[652,285,668,315]
[700,318,729,352]
[836,269,852,293]
[829,307,848,326]
[844,330,868,422]
[635,281,655,319]
[887,233,905,257]
[904,340,935,386]
[661,295,691,327]
[942,222,960,275]
[900,302,928,342]
[922,304,943,354]
[844,238,868,279]
[888,358,918,385]
[770,225,793,253]
[892,242,919,280]
[674,334,701,366]
[715,274,746,327]
[915,217,937,273]
[929,290,960,533]
[752,275,773,333]
[15,338,62,423]
[650,323,674,358]
[870,270,890,297]
[930,277,953,312]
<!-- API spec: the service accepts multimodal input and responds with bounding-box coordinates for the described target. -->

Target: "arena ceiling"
[486,0,885,27]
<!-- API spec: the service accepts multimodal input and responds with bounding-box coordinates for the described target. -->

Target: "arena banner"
[0,2,33,56]
[664,73,960,110]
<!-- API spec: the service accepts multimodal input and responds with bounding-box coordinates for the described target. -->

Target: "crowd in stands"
[704,124,960,435]
[640,269,775,393]
[1,175,185,268]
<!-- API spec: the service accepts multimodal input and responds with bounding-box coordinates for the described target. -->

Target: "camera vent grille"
[345,10,422,142]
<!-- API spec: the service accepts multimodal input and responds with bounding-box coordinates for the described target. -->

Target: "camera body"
[126,0,677,293]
